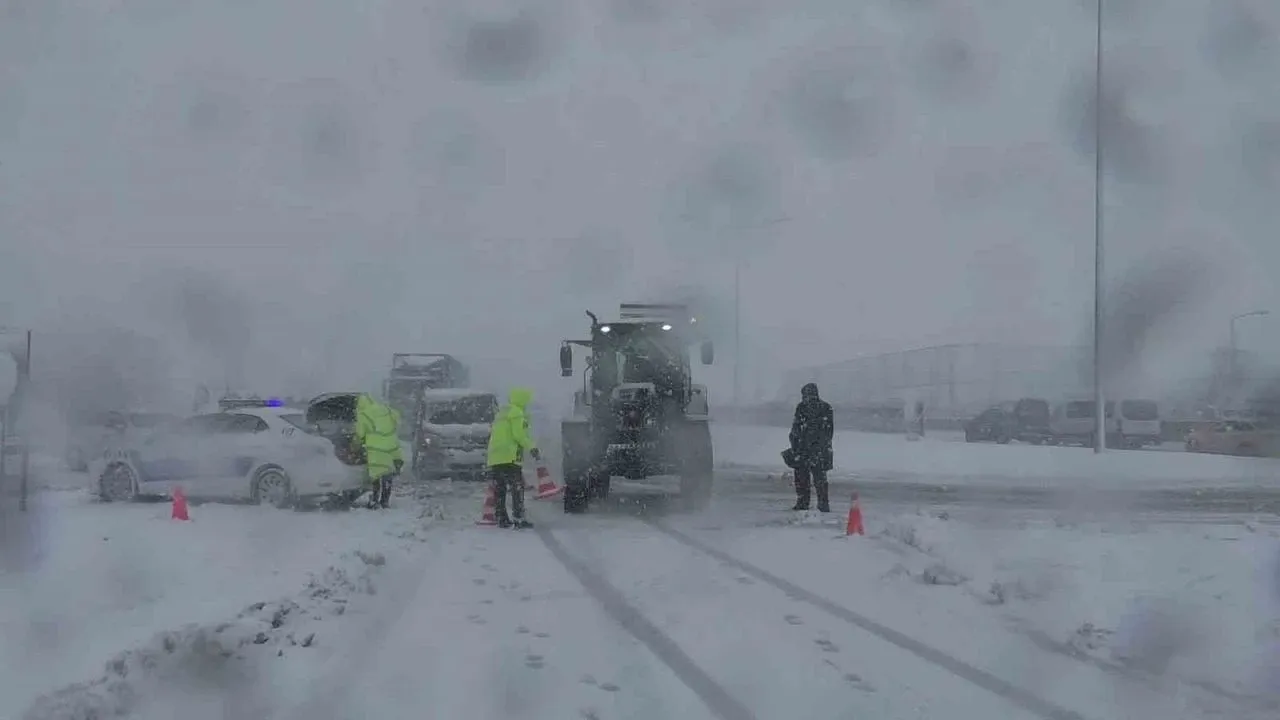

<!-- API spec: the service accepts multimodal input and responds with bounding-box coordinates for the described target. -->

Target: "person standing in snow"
[354,393,403,509]
[789,382,834,512]
[485,386,540,529]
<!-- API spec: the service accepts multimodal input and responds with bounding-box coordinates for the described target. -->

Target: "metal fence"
[778,342,1280,421]
[1,328,31,510]
[781,343,1091,419]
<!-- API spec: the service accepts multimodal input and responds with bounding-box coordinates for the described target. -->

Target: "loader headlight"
[600,325,611,333]
[661,324,672,331]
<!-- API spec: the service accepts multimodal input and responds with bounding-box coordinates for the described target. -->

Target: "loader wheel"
[561,421,594,514]
[590,473,611,501]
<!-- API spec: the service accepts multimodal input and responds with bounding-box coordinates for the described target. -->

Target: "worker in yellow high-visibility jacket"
[485,387,540,528]
[354,393,403,509]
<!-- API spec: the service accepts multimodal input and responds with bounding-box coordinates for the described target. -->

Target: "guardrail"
[714,405,1203,443]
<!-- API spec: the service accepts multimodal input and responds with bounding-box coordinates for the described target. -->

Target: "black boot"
[793,467,811,510]
[814,470,830,512]
[512,518,533,529]
[493,474,511,527]
[378,476,392,509]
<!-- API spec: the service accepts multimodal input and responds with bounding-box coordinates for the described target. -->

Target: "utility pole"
[733,257,741,406]
[1229,310,1269,401]
[1092,0,1106,454]
[726,215,790,407]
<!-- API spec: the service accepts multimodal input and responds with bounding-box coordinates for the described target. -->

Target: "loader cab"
[562,319,711,408]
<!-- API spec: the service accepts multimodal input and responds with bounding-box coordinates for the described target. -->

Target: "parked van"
[1049,399,1105,447]
[1050,398,1161,448]
[1112,398,1162,448]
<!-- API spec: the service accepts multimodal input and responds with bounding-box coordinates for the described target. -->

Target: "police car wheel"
[253,468,294,509]
[100,463,138,502]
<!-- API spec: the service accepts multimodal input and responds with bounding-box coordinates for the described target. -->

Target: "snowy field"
[3,452,1278,719]
[715,424,1280,490]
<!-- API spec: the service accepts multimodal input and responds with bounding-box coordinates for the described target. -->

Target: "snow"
[0,484,437,719]
[5,463,1277,720]
[715,424,1280,489]
[662,507,1280,718]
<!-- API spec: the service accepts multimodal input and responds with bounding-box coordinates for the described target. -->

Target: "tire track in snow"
[643,518,1090,720]
[533,525,760,720]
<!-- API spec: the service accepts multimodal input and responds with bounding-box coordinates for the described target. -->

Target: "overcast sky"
[2,0,1278,408]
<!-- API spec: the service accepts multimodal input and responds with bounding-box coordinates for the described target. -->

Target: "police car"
[92,397,367,508]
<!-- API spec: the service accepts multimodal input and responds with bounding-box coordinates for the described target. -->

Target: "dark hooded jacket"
[789,383,834,470]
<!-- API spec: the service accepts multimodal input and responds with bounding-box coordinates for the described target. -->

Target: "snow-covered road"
[303,512,1066,720]
[264,491,1277,720]
[6,431,1280,720]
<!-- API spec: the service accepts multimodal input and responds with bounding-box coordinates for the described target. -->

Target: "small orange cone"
[845,493,864,536]
[171,487,190,521]
[476,484,498,525]
[534,466,563,500]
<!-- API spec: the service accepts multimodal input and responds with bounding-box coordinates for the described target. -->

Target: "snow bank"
[705,509,1280,710]
[21,550,386,720]
[0,484,452,718]
[715,424,1280,489]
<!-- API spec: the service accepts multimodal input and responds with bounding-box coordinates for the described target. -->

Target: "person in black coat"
[789,382,834,511]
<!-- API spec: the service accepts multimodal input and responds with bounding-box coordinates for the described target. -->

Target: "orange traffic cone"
[534,466,563,500]
[845,493,864,536]
[475,484,498,526]
[171,487,190,521]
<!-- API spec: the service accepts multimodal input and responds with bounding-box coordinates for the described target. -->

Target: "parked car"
[964,405,1018,443]
[964,397,1051,444]
[411,389,498,481]
[1185,420,1280,457]
[91,397,366,508]
[66,410,181,471]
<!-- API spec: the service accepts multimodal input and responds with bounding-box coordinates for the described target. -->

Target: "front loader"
[558,303,715,513]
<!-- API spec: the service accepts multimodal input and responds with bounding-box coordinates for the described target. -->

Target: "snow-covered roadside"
[1,482,478,719]
[714,424,1280,489]
[672,508,1280,715]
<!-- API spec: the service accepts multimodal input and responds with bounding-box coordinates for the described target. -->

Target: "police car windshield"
[423,396,496,425]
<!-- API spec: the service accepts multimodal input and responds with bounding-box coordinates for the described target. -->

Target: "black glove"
[530,448,542,462]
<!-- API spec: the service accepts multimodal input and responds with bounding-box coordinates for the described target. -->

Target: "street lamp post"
[1229,310,1269,396]
[676,211,790,407]
[731,216,791,406]
[1092,0,1106,454]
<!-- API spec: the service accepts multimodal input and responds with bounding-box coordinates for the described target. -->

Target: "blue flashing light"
[266,397,284,407]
